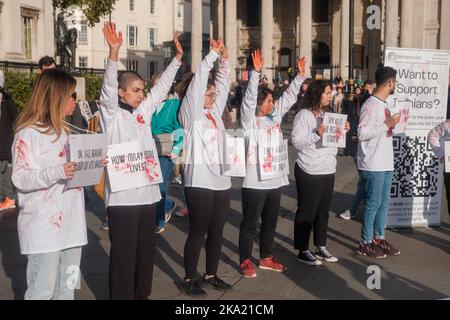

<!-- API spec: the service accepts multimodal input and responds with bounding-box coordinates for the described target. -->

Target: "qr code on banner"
[391,135,440,198]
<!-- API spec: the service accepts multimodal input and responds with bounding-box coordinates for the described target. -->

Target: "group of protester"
[1,21,450,300]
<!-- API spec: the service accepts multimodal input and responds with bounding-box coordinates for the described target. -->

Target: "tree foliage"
[52,0,118,26]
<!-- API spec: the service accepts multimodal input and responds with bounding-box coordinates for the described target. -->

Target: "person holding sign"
[356,66,401,258]
[11,69,85,300]
[291,80,350,266]
[178,38,231,297]
[428,119,450,217]
[100,22,183,300]
[238,50,306,278]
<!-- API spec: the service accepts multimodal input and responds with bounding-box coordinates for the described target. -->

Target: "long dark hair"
[302,80,332,113]
[255,86,274,115]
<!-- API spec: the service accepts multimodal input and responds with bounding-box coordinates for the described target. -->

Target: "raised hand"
[210,37,223,54]
[173,32,183,62]
[297,56,306,77]
[102,22,122,61]
[251,49,264,73]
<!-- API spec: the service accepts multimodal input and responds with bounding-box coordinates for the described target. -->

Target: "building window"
[127,59,138,71]
[21,16,33,60]
[149,28,157,48]
[313,0,329,23]
[127,25,138,47]
[129,0,135,11]
[79,56,88,68]
[150,0,156,15]
[147,61,158,78]
[177,2,182,18]
[78,20,88,44]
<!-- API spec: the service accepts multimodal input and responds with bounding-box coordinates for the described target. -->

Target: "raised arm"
[179,38,222,127]
[240,50,263,131]
[212,45,231,117]
[99,22,123,116]
[141,32,183,117]
[275,57,306,119]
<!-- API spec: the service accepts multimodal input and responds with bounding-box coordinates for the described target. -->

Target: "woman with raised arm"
[239,50,306,278]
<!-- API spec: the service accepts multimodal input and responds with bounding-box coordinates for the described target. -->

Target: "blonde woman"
[12,69,86,299]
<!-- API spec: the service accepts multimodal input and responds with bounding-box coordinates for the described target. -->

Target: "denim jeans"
[360,171,393,244]
[156,156,174,228]
[351,157,365,211]
[25,246,82,300]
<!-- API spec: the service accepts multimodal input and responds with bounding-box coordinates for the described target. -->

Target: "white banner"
[385,47,450,228]
[66,134,108,189]
[107,140,163,193]
[258,138,289,181]
[322,113,348,148]
[222,131,246,177]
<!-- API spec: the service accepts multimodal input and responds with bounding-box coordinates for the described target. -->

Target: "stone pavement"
[0,143,449,300]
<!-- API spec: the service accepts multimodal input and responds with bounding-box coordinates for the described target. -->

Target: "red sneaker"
[259,256,287,272]
[239,259,257,278]
[0,198,16,211]
[175,207,189,217]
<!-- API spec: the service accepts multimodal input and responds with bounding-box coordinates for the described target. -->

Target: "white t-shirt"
[12,128,87,255]
[241,70,304,189]
[179,51,231,191]
[357,95,394,172]
[100,58,181,207]
[291,109,337,175]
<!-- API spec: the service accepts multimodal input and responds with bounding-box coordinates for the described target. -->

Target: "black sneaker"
[201,275,232,291]
[180,278,207,297]
[297,250,322,266]
[314,248,339,263]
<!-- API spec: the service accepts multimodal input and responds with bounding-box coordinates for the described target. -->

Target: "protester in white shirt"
[99,22,182,300]
[356,66,401,259]
[11,69,84,300]
[178,39,232,297]
[238,50,305,277]
[291,80,349,266]
[428,119,450,217]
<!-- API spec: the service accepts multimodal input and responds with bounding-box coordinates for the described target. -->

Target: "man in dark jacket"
[0,71,18,211]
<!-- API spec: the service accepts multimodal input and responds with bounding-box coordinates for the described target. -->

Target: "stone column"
[261,0,274,84]
[440,0,450,50]
[225,0,237,81]
[191,0,203,71]
[218,0,224,39]
[400,0,413,47]
[2,0,23,60]
[299,0,312,77]
[340,0,350,79]
[385,0,399,48]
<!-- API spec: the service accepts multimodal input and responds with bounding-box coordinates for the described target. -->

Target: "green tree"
[53,0,118,26]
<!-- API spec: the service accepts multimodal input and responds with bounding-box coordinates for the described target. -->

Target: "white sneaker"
[340,209,356,220]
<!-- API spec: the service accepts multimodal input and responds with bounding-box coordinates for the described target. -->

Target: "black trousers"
[239,188,281,263]
[107,204,156,300]
[184,187,231,279]
[294,164,335,252]
[444,172,450,216]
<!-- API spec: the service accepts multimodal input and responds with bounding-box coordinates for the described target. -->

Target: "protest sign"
[322,113,348,148]
[222,130,246,177]
[258,138,289,181]
[445,141,450,173]
[66,134,108,189]
[385,47,450,227]
[107,140,163,193]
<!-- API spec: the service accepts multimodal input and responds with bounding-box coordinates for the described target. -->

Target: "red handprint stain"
[262,153,273,173]
[136,114,146,124]
[50,212,64,228]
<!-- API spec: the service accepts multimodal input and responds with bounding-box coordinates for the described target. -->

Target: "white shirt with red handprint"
[11,128,87,254]
[357,95,394,171]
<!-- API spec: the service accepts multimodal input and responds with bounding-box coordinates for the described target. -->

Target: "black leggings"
[444,172,450,216]
[239,188,281,263]
[294,164,335,252]
[184,187,231,279]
